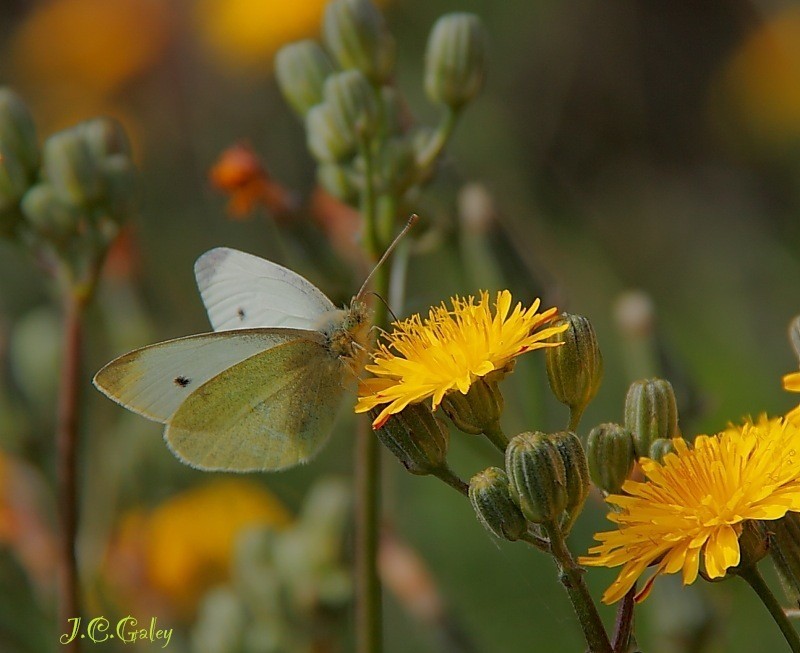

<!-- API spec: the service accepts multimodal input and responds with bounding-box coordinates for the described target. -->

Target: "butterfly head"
[324,298,371,373]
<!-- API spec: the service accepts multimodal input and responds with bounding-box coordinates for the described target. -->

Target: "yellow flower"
[108,479,292,615]
[783,371,800,423]
[355,290,566,429]
[580,418,800,604]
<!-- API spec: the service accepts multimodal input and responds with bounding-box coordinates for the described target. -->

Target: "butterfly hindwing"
[164,338,347,472]
[92,329,320,423]
[194,247,336,331]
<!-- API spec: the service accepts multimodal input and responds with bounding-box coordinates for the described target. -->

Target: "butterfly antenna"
[365,291,398,322]
[357,214,419,300]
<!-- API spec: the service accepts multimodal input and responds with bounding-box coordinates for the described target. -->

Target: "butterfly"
[93,247,371,472]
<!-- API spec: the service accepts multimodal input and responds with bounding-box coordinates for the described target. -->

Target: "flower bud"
[545,313,603,420]
[549,431,590,528]
[648,437,676,464]
[424,13,486,109]
[100,154,138,220]
[625,378,680,458]
[379,86,406,136]
[323,0,395,84]
[20,183,80,240]
[79,117,132,162]
[305,103,357,163]
[324,70,380,141]
[469,467,527,541]
[378,137,417,194]
[275,40,335,117]
[317,163,358,203]
[732,520,769,573]
[586,423,635,495]
[371,403,449,475]
[42,128,103,208]
[441,377,503,437]
[790,315,800,364]
[0,145,31,212]
[0,88,39,174]
[505,431,567,524]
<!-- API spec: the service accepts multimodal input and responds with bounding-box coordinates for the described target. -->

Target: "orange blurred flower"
[715,7,800,146]
[8,0,171,137]
[106,479,292,616]
[209,142,296,220]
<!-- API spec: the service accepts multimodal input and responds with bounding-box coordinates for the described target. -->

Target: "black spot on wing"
[237,307,246,320]
[174,376,191,387]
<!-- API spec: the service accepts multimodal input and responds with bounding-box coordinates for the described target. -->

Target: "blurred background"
[1,0,800,651]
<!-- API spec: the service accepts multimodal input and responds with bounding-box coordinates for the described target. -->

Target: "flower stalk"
[739,565,800,653]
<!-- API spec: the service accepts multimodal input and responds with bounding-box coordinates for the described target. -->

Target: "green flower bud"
[0,144,31,212]
[0,88,39,174]
[371,403,449,475]
[323,0,395,84]
[424,13,486,109]
[324,70,380,142]
[79,117,132,160]
[549,431,590,529]
[732,520,769,573]
[100,154,137,220]
[379,86,406,136]
[275,40,335,117]
[20,183,80,240]
[305,103,357,162]
[378,137,417,194]
[469,467,527,541]
[505,431,567,524]
[317,163,358,203]
[545,313,603,421]
[587,423,635,495]
[42,128,103,208]
[789,315,800,364]
[648,437,676,464]
[441,376,503,437]
[625,378,679,459]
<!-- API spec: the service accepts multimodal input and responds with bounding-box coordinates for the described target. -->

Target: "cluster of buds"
[469,430,590,542]
[274,0,486,233]
[0,88,137,291]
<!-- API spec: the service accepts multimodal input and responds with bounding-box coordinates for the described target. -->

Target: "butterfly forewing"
[195,248,336,331]
[165,338,346,471]
[92,329,320,423]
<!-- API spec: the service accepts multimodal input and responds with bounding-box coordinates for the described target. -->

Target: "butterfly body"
[94,248,371,472]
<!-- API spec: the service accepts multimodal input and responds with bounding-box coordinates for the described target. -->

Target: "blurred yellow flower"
[717,7,800,144]
[195,0,386,70]
[356,290,566,428]
[581,417,800,603]
[110,479,292,615]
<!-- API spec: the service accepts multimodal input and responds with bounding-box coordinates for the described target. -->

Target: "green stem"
[483,422,509,453]
[740,565,800,652]
[542,521,613,653]
[568,405,584,433]
[520,528,550,553]
[415,107,459,176]
[431,466,469,496]
[355,131,388,653]
[56,290,85,653]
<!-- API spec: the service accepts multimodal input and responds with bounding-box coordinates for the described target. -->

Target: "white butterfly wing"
[93,329,317,423]
[194,247,336,331]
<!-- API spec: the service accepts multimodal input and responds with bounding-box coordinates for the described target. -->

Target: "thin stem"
[415,107,459,176]
[520,528,550,553]
[356,132,385,653]
[740,565,800,652]
[568,405,584,433]
[56,290,85,653]
[483,422,509,453]
[542,521,613,653]
[612,586,636,653]
[431,466,469,496]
